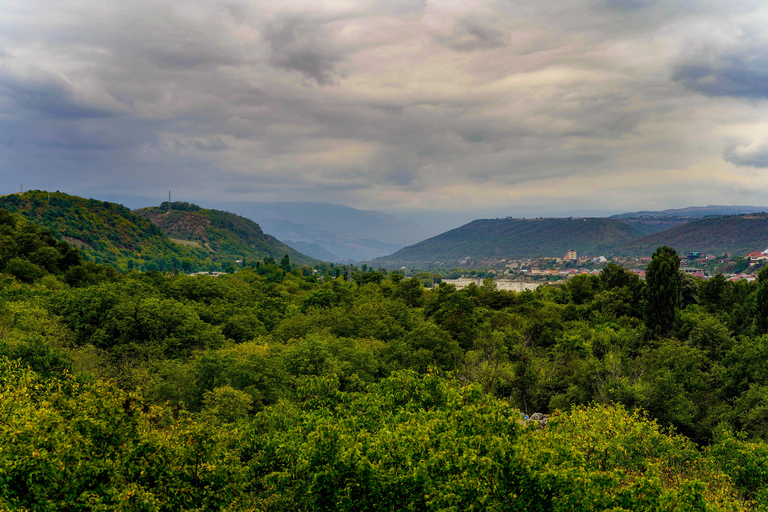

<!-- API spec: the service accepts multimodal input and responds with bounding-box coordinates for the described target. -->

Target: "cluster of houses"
[500,248,768,284]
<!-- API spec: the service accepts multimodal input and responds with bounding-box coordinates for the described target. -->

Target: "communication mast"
[168,190,171,213]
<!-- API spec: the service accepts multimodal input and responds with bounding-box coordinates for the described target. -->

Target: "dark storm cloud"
[264,16,346,85]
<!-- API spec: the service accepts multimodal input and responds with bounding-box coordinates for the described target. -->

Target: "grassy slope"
[375,217,646,262]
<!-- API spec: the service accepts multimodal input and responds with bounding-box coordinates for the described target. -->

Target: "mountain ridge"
[373,217,646,264]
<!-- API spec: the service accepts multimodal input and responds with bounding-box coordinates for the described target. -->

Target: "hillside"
[374,217,646,264]
[616,213,768,256]
[0,191,215,271]
[134,202,316,266]
[0,191,314,272]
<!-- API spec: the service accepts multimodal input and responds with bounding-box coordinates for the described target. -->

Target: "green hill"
[616,213,768,257]
[374,217,646,264]
[0,192,314,272]
[134,202,316,266]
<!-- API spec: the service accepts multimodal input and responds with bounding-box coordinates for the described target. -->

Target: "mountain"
[203,201,434,262]
[0,191,315,272]
[133,202,316,266]
[616,213,768,257]
[373,217,646,264]
[0,190,204,271]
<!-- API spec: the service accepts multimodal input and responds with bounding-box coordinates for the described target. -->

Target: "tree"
[644,246,680,338]
[280,254,291,273]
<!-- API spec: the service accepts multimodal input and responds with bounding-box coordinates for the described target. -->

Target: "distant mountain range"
[202,201,435,262]
[7,191,768,268]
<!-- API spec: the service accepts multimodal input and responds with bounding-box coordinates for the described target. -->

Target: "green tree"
[644,246,681,338]
[280,254,291,272]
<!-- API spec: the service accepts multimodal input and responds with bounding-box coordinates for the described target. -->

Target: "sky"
[3,0,768,222]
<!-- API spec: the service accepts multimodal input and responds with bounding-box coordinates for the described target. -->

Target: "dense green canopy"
[2,225,768,510]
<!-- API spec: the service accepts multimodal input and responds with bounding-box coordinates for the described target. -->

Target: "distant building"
[564,249,577,260]
[681,267,705,277]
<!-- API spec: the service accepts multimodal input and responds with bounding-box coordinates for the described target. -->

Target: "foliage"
[644,246,681,338]
[2,228,768,509]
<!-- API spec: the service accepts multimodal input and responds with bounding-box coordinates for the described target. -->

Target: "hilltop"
[134,202,316,266]
[373,217,645,264]
[616,213,768,256]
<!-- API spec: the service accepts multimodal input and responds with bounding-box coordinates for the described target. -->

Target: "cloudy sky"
[3,0,768,221]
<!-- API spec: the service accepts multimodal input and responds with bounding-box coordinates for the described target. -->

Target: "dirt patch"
[170,238,204,248]
[141,211,211,240]
[62,236,91,249]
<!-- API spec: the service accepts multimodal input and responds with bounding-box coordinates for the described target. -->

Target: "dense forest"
[2,207,768,510]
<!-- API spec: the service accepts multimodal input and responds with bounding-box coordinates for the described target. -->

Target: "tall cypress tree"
[644,246,681,338]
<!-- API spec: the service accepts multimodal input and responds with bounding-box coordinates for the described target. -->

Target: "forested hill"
[0,190,207,271]
[134,202,316,266]
[0,191,313,272]
[374,217,646,263]
[616,213,768,256]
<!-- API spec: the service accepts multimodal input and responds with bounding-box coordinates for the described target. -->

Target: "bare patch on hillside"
[170,238,203,248]
[62,236,91,249]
